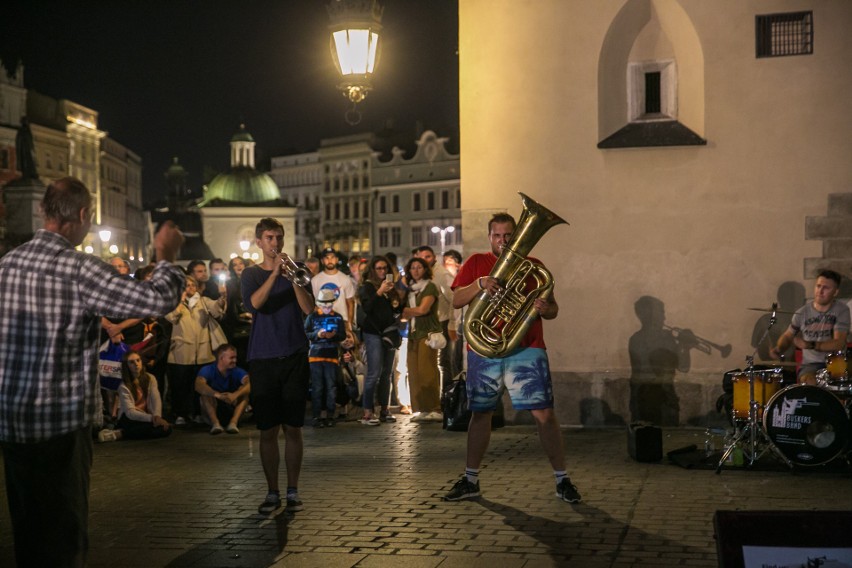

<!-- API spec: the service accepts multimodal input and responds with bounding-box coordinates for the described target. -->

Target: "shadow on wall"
[750,281,807,362]
[627,295,730,426]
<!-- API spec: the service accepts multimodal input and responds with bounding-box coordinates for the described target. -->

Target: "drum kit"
[716,304,852,473]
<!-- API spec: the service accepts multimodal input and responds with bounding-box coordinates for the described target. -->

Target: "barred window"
[756,12,813,58]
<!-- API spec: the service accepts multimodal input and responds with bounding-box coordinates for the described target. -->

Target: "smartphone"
[385,274,393,283]
[218,273,227,284]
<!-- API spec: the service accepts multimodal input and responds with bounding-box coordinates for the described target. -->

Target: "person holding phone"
[304,289,346,427]
[357,256,403,425]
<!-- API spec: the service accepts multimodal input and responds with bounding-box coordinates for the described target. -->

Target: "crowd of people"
[96,242,467,435]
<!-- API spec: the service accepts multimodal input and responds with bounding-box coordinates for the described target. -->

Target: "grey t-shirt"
[789,301,851,366]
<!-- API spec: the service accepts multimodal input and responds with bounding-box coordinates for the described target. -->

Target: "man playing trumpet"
[241,218,314,515]
[443,212,581,504]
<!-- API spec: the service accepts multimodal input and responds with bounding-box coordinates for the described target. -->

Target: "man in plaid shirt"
[0,177,185,567]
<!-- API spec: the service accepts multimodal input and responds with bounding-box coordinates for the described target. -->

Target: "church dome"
[198,124,281,206]
[201,167,281,205]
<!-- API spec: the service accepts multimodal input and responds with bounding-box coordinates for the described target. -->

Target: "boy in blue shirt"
[305,289,346,427]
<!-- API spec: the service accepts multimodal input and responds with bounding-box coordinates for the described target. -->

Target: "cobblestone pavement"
[1,416,851,567]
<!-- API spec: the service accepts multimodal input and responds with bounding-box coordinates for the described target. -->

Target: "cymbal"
[755,361,798,367]
[747,307,796,315]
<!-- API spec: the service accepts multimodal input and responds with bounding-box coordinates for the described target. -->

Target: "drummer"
[769,269,850,382]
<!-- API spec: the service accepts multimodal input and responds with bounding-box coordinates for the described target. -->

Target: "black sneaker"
[442,476,481,501]
[325,418,336,427]
[312,418,324,428]
[285,497,304,512]
[557,478,582,503]
[379,412,397,423]
[258,492,281,514]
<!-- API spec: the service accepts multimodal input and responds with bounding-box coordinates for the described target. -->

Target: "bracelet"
[477,277,485,290]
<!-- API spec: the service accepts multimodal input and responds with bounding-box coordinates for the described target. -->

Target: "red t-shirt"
[451,252,547,349]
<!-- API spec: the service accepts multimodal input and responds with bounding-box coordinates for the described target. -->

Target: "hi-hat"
[748,307,795,315]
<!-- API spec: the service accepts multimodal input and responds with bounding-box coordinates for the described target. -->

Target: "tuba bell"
[464,192,568,358]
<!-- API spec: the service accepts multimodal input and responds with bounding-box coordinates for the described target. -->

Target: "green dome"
[201,166,281,206]
[231,126,254,142]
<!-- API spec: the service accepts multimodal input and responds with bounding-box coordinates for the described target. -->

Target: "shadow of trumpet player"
[628,296,732,426]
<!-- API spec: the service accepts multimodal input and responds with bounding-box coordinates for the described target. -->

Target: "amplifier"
[627,422,662,462]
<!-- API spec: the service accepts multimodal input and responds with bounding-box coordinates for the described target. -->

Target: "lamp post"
[327,0,383,125]
[239,240,250,259]
[99,229,111,258]
[431,225,454,255]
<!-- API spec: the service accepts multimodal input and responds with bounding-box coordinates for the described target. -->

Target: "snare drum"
[731,369,783,420]
[763,384,850,466]
[825,350,848,380]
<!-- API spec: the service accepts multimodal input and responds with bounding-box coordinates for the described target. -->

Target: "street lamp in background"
[239,240,250,259]
[98,229,111,258]
[327,0,383,125]
[431,225,454,255]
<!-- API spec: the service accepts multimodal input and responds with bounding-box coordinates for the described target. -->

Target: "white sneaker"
[409,413,423,423]
[425,412,444,422]
[175,416,187,426]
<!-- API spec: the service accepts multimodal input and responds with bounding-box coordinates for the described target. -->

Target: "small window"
[411,226,422,247]
[378,227,389,248]
[756,12,813,58]
[644,72,661,114]
[441,190,449,210]
[413,193,421,212]
[379,196,387,214]
[391,227,401,247]
[392,194,400,213]
[427,192,435,210]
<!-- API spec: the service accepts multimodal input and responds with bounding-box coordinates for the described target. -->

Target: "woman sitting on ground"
[98,351,172,442]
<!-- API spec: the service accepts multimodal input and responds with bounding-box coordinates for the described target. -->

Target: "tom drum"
[731,369,782,421]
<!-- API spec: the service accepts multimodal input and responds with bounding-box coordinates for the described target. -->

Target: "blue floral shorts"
[466,348,554,411]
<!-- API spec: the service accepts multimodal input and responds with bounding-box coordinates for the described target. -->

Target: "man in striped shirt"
[0,177,185,567]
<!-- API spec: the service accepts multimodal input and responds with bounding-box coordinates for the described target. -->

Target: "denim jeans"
[310,361,338,418]
[363,332,395,413]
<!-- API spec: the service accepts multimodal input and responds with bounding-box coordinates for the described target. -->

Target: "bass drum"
[763,385,850,466]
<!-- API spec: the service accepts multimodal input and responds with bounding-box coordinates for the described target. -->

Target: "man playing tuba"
[443,211,581,504]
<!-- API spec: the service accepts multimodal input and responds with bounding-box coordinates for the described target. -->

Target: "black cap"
[320,247,337,258]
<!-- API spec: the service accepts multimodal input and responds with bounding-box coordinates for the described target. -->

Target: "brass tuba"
[464,193,568,358]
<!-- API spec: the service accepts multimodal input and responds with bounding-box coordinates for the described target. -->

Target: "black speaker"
[627,422,662,462]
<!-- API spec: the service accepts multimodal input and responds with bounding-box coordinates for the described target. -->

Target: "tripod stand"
[716,305,793,473]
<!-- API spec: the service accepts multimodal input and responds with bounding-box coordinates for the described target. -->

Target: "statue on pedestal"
[15,117,39,181]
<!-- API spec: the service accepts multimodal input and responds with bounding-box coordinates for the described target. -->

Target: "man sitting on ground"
[195,344,251,434]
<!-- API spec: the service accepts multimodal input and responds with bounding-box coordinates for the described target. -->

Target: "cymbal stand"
[716,305,793,473]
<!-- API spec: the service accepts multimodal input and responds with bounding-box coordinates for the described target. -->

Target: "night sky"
[1,0,459,203]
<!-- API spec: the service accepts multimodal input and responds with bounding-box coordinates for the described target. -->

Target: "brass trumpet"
[274,250,311,287]
[664,325,732,357]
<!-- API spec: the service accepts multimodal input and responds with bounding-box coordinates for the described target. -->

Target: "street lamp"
[431,224,455,255]
[239,240,251,259]
[327,0,383,125]
[99,229,111,258]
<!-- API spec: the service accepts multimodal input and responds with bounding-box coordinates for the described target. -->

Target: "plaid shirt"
[0,229,185,443]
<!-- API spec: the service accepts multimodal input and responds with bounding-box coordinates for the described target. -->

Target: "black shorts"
[250,351,310,430]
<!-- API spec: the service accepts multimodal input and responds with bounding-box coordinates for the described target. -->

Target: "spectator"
[416,246,455,387]
[223,257,252,368]
[187,259,211,299]
[312,247,356,342]
[304,256,320,276]
[401,257,443,422]
[204,258,228,301]
[195,344,251,435]
[165,274,225,426]
[98,351,172,442]
[358,256,402,425]
[110,256,131,275]
[305,288,347,427]
[443,249,464,380]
